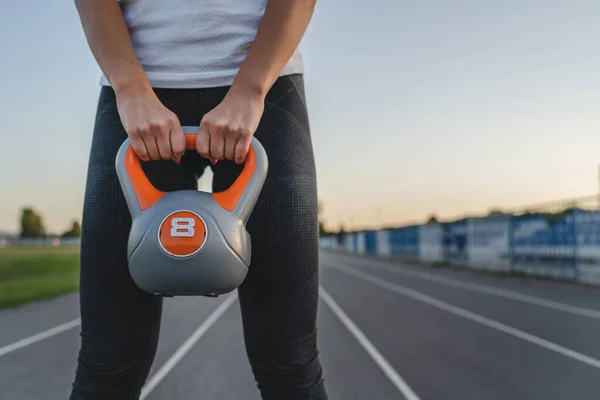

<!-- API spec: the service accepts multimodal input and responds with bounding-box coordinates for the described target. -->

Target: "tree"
[425,214,439,224]
[336,224,346,247]
[318,201,328,236]
[319,221,327,236]
[20,207,45,238]
[62,220,82,238]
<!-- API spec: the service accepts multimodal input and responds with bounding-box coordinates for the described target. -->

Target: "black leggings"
[69,74,328,400]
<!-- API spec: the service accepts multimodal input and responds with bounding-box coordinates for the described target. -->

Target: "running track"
[2,251,600,399]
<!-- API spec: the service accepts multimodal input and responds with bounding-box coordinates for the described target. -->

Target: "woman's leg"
[69,86,205,399]
[212,74,328,399]
[71,77,327,399]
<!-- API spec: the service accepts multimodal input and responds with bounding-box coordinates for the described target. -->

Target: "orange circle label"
[158,211,207,257]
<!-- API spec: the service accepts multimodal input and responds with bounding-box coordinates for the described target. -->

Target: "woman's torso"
[100,0,304,89]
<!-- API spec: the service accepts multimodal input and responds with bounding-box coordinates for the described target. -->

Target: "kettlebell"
[115,125,268,297]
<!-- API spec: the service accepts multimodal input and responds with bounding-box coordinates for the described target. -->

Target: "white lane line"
[329,264,600,370]
[324,257,600,320]
[140,293,237,400]
[319,287,421,400]
[0,318,81,357]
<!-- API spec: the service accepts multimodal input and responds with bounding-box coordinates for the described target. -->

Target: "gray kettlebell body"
[115,126,268,297]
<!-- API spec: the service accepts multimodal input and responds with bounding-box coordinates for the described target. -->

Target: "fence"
[0,237,81,248]
[320,194,600,286]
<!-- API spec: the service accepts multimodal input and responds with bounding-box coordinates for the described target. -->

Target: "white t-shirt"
[100,0,304,88]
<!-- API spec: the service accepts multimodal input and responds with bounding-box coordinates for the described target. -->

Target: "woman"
[70,1,328,399]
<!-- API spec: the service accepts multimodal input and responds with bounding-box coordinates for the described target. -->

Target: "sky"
[1,1,600,234]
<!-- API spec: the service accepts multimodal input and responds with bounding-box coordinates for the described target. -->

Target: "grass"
[0,246,80,310]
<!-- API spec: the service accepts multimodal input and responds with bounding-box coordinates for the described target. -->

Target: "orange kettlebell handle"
[123,134,257,212]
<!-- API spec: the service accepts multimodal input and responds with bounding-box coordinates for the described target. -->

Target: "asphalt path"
[2,250,600,399]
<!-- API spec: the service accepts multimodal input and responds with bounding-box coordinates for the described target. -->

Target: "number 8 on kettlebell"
[115,126,268,297]
[170,218,195,238]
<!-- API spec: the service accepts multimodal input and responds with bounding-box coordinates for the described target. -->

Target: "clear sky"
[1,1,599,234]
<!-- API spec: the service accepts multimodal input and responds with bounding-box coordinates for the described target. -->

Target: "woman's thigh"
[71,85,215,398]
[212,74,328,399]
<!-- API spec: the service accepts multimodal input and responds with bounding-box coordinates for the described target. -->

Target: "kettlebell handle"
[115,126,268,221]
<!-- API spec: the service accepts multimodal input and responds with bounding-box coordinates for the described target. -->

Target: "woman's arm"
[75,0,148,93]
[196,0,317,164]
[74,0,186,162]
[232,0,317,98]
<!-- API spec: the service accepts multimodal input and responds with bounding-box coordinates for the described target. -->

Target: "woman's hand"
[196,87,265,165]
[75,0,186,162]
[195,0,316,164]
[116,87,186,163]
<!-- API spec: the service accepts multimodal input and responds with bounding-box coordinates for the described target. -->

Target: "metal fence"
[320,194,600,286]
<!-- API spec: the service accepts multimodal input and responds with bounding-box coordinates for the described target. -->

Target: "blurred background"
[2,1,600,399]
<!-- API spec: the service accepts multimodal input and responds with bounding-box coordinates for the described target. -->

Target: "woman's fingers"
[168,115,186,163]
[198,120,251,165]
[153,121,173,160]
[116,90,185,163]
[234,130,252,164]
[196,120,215,164]
[209,123,226,161]
[130,136,150,162]
[196,91,263,164]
